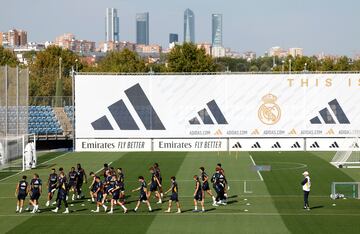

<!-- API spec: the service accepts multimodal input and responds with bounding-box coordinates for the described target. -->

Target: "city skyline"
[1,0,360,56]
[105,8,119,42]
[212,14,222,47]
[136,12,149,45]
[184,8,195,43]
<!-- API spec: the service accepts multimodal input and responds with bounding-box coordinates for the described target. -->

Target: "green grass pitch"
[0,151,360,234]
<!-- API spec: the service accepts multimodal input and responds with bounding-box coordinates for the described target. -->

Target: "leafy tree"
[215,57,249,72]
[22,50,38,66]
[318,57,335,71]
[167,43,216,72]
[249,65,259,72]
[0,46,18,66]
[260,63,271,72]
[97,49,146,72]
[334,56,351,71]
[29,46,80,99]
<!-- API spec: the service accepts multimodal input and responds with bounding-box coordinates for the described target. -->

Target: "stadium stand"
[2,105,73,137]
[28,106,63,135]
[53,107,72,136]
[64,106,74,127]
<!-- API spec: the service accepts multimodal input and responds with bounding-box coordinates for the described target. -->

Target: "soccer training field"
[0,151,360,234]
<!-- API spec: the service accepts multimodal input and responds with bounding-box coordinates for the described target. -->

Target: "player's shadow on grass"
[181,209,195,213]
[72,208,87,212]
[69,200,85,205]
[181,208,217,213]
[227,200,238,205]
[39,207,54,213]
[205,208,216,212]
[310,205,324,210]
[124,199,139,204]
[227,195,238,199]
[151,208,162,212]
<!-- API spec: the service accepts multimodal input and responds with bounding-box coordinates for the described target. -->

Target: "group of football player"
[15,163,87,214]
[15,162,228,214]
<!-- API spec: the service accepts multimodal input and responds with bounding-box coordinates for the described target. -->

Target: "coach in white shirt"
[301,171,311,210]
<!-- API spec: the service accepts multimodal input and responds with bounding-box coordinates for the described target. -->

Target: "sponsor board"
[153,139,228,152]
[75,139,152,152]
[306,138,360,151]
[229,138,305,151]
[75,74,360,141]
[75,137,360,152]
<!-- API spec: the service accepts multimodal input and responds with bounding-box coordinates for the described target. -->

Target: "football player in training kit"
[68,167,78,201]
[116,168,126,202]
[199,167,217,206]
[46,168,58,207]
[88,171,97,202]
[15,175,29,213]
[164,176,181,213]
[132,176,152,212]
[91,176,108,213]
[217,163,229,197]
[193,175,205,212]
[102,163,109,178]
[153,163,164,198]
[102,170,113,203]
[108,175,127,214]
[52,172,69,214]
[212,167,227,205]
[76,163,87,199]
[147,167,162,204]
[29,173,42,213]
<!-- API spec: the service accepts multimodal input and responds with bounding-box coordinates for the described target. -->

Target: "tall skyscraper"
[212,14,223,46]
[169,33,179,44]
[184,8,195,43]
[105,8,119,42]
[136,12,149,45]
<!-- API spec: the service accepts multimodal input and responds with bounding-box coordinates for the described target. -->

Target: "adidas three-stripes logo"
[91,83,165,130]
[189,100,228,125]
[310,99,350,124]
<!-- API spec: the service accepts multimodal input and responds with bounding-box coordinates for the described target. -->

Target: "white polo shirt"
[302,176,311,192]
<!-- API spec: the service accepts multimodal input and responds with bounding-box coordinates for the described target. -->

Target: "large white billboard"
[75,74,360,142]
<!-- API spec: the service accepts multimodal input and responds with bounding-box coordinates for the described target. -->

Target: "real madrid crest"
[258,93,281,125]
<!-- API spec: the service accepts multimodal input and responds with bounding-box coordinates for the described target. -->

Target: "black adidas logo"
[91,83,165,130]
[352,142,360,148]
[310,99,350,125]
[251,142,261,148]
[310,141,320,148]
[329,141,339,148]
[232,142,242,148]
[291,142,301,148]
[271,142,281,149]
[189,100,228,125]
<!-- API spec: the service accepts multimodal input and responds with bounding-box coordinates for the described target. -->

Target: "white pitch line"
[37,152,71,167]
[249,155,264,181]
[95,161,113,174]
[1,212,360,217]
[0,152,71,183]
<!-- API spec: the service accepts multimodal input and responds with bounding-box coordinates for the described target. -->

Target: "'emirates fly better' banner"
[75,74,360,151]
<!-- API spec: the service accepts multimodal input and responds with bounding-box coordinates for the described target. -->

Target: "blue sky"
[1,0,360,56]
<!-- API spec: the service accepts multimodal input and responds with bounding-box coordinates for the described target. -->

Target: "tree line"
[1,44,360,98]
